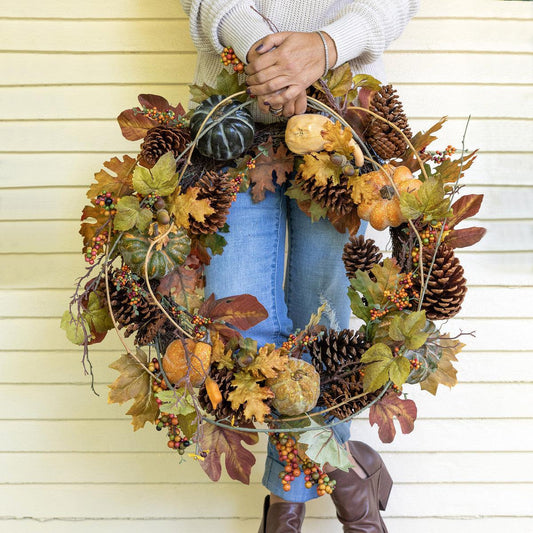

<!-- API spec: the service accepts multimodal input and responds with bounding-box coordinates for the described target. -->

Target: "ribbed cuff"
[321,14,373,68]
[218,4,273,63]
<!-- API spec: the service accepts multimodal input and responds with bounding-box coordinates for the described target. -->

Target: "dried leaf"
[326,207,360,235]
[299,152,342,187]
[133,151,179,197]
[108,349,159,431]
[320,63,353,97]
[170,185,215,229]
[158,259,204,313]
[228,372,274,422]
[388,311,429,350]
[447,194,484,230]
[434,150,478,184]
[321,120,355,158]
[369,391,417,443]
[137,94,185,117]
[445,227,487,249]
[86,156,136,202]
[190,69,247,104]
[247,344,289,380]
[114,196,153,232]
[420,335,464,395]
[155,389,196,416]
[79,204,110,254]
[199,423,258,484]
[249,137,295,202]
[360,343,411,392]
[400,176,452,222]
[117,109,158,141]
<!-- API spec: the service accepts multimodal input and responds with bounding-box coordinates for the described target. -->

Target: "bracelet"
[315,30,329,78]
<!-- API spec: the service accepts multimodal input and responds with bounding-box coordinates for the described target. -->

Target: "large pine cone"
[342,235,382,279]
[416,244,467,320]
[367,85,412,160]
[296,173,355,215]
[188,171,234,235]
[140,125,191,167]
[309,329,379,419]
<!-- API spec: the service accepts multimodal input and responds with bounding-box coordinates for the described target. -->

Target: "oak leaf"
[247,344,289,379]
[369,391,417,443]
[321,120,355,158]
[108,349,159,431]
[87,155,136,201]
[170,185,215,229]
[227,372,274,423]
[249,137,295,202]
[79,204,110,253]
[199,422,258,484]
[299,152,342,187]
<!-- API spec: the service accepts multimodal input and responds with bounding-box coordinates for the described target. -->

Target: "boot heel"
[378,465,393,511]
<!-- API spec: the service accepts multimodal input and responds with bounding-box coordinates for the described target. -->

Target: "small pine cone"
[296,173,354,215]
[390,224,415,272]
[416,244,467,320]
[140,125,191,167]
[188,171,234,235]
[342,235,383,278]
[198,367,248,425]
[367,84,412,160]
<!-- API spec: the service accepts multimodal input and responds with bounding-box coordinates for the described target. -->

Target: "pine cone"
[342,235,382,278]
[140,125,191,167]
[367,85,412,160]
[309,329,379,420]
[390,224,416,272]
[416,244,467,320]
[188,171,234,235]
[296,173,354,215]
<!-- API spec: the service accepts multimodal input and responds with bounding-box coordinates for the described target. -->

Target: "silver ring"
[269,106,283,116]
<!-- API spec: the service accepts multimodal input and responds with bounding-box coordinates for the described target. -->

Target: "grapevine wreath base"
[62,55,486,493]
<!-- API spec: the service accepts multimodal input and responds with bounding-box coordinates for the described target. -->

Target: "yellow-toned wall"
[1,1,532,531]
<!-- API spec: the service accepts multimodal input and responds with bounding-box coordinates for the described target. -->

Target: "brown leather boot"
[258,495,306,533]
[328,441,393,533]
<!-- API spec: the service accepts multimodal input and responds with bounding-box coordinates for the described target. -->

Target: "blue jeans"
[205,185,367,502]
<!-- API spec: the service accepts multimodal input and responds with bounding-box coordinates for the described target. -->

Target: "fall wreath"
[62,55,486,493]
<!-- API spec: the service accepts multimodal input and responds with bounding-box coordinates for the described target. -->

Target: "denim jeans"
[205,185,367,502]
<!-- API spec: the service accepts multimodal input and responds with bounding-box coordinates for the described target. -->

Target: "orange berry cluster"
[230,173,244,201]
[411,222,450,266]
[84,231,108,264]
[246,159,256,170]
[112,265,148,316]
[432,145,456,164]
[149,358,170,393]
[191,314,212,339]
[155,412,192,455]
[95,191,117,215]
[410,357,421,370]
[220,47,244,72]
[281,333,318,352]
[138,106,184,127]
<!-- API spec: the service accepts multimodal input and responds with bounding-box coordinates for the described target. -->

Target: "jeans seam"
[271,189,285,346]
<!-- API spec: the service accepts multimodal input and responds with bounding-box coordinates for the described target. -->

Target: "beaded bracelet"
[315,30,329,78]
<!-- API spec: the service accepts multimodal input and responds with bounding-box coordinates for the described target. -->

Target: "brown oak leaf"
[169,186,215,229]
[369,391,417,443]
[79,204,111,253]
[199,423,258,484]
[420,335,464,395]
[87,155,136,201]
[321,120,354,158]
[108,349,159,431]
[299,152,342,187]
[249,137,295,202]
[228,372,274,423]
[247,344,289,380]
[327,207,361,235]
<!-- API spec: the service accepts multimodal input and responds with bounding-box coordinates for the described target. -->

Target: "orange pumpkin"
[162,339,212,387]
[356,165,422,230]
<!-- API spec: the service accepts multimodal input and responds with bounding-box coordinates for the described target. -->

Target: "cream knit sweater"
[181,0,419,117]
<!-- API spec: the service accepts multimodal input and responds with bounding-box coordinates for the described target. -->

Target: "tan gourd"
[162,339,212,387]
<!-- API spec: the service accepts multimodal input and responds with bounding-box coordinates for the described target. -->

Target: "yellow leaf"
[247,344,289,379]
[227,372,274,423]
[321,120,354,158]
[169,186,215,229]
[299,152,342,187]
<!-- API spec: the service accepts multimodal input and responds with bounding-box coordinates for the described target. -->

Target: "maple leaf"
[420,335,464,395]
[313,63,353,97]
[434,150,478,184]
[247,344,289,380]
[199,422,258,484]
[170,186,215,229]
[299,152,342,187]
[87,156,136,201]
[114,196,153,232]
[158,258,204,313]
[360,343,411,392]
[227,372,274,423]
[369,391,417,443]
[388,311,429,350]
[108,349,159,431]
[321,120,355,158]
[249,137,295,202]
[133,151,179,197]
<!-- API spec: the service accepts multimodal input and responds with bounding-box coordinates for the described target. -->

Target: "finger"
[253,32,291,55]
[262,85,302,108]
[246,65,284,87]
[294,92,308,115]
[248,76,291,97]
[256,96,272,115]
[282,99,296,118]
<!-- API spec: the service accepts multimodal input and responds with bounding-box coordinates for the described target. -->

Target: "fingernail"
[246,88,252,95]
[256,44,264,51]
[264,101,271,106]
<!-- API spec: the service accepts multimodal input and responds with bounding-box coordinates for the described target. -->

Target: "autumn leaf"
[87,155,136,201]
[199,423,258,484]
[321,120,355,158]
[447,194,484,230]
[228,372,274,422]
[369,391,417,443]
[361,343,411,392]
[434,150,478,184]
[326,207,360,235]
[155,389,196,416]
[190,69,247,104]
[420,335,464,395]
[79,204,110,253]
[158,258,204,313]
[249,137,295,202]
[84,292,113,334]
[400,176,452,222]
[60,310,90,345]
[114,196,153,232]
[108,349,159,431]
[170,185,215,229]
[299,152,342,187]
[445,227,487,249]
[138,94,185,117]
[388,311,429,350]
[313,63,353,97]
[247,344,289,380]
[133,151,179,197]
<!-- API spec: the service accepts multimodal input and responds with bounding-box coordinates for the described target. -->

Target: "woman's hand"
[246,31,337,117]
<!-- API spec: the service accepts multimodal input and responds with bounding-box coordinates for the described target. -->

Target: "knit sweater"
[180,0,419,117]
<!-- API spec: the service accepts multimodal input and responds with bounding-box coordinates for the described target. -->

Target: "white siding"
[0,0,532,531]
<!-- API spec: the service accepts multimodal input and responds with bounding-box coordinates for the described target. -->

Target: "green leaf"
[400,176,452,222]
[177,412,198,439]
[199,232,227,256]
[348,287,371,322]
[285,181,311,202]
[114,196,153,232]
[190,69,247,103]
[297,419,353,471]
[85,292,113,334]
[325,63,353,97]
[156,389,196,416]
[133,151,179,197]
[309,200,328,222]
[361,343,410,392]
[389,311,429,350]
[60,310,89,345]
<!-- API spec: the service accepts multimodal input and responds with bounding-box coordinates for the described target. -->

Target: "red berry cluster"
[230,173,244,201]
[84,231,108,264]
[420,145,456,164]
[95,191,117,215]
[220,47,244,72]
[156,412,192,455]
[281,333,317,352]
[270,433,336,497]
[112,265,148,316]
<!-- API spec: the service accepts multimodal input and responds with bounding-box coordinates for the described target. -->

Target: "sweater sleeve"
[320,0,420,68]
[180,0,273,62]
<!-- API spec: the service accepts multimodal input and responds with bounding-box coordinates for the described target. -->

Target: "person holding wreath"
[180,1,420,531]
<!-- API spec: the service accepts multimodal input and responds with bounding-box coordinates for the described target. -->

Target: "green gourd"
[189,95,255,160]
[404,321,441,384]
[118,228,191,279]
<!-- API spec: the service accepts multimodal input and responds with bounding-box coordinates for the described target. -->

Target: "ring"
[269,106,283,116]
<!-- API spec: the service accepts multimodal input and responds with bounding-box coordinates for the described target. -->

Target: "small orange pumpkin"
[162,339,212,387]
[356,165,422,230]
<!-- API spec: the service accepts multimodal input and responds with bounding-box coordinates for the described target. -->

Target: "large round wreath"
[62,55,486,494]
